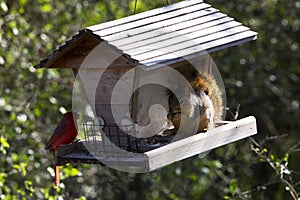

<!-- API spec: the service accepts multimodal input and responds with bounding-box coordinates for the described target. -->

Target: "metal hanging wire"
[134,0,169,14]
[134,0,138,14]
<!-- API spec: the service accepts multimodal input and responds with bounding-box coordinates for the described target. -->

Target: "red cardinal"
[45,112,78,152]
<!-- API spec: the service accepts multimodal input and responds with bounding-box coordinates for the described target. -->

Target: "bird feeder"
[35,0,258,173]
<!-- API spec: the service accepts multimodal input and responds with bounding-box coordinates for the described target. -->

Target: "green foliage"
[1,0,299,199]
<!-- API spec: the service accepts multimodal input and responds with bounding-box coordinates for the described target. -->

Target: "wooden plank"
[109,14,231,48]
[55,141,148,171]
[58,151,148,171]
[130,25,249,61]
[87,0,203,32]
[59,152,146,165]
[140,30,257,65]
[64,55,137,69]
[92,3,211,37]
[145,116,257,171]
[56,154,102,166]
[100,7,223,43]
[142,33,257,68]
[120,20,241,53]
[93,154,147,169]
[39,32,100,68]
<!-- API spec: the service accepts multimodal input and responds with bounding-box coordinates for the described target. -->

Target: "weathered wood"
[43,32,101,68]
[101,7,224,44]
[141,30,257,65]
[88,1,207,32]
[56,153,102,166]
[55,116,257,172]
[55,142,147,169]
[134,26,250,62]
[145,116,257,171]
[124,21,242,55]
[109,13,231,48]
[51,55,136,69]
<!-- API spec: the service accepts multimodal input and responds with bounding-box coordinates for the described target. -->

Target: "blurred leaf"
[229,179,237,196]
[0,136,10,149]
[0,172,8,187]
[40,4,52,13]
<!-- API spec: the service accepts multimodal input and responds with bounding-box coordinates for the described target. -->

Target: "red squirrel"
[167,68,224,134]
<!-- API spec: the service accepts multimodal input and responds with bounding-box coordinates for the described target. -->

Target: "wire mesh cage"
[82,118,140,155]
[82,116,176,155]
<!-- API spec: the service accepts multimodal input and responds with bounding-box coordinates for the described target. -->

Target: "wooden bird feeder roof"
[34,0,257,69]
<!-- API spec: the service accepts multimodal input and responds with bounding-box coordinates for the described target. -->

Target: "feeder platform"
[54,116,257,172]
